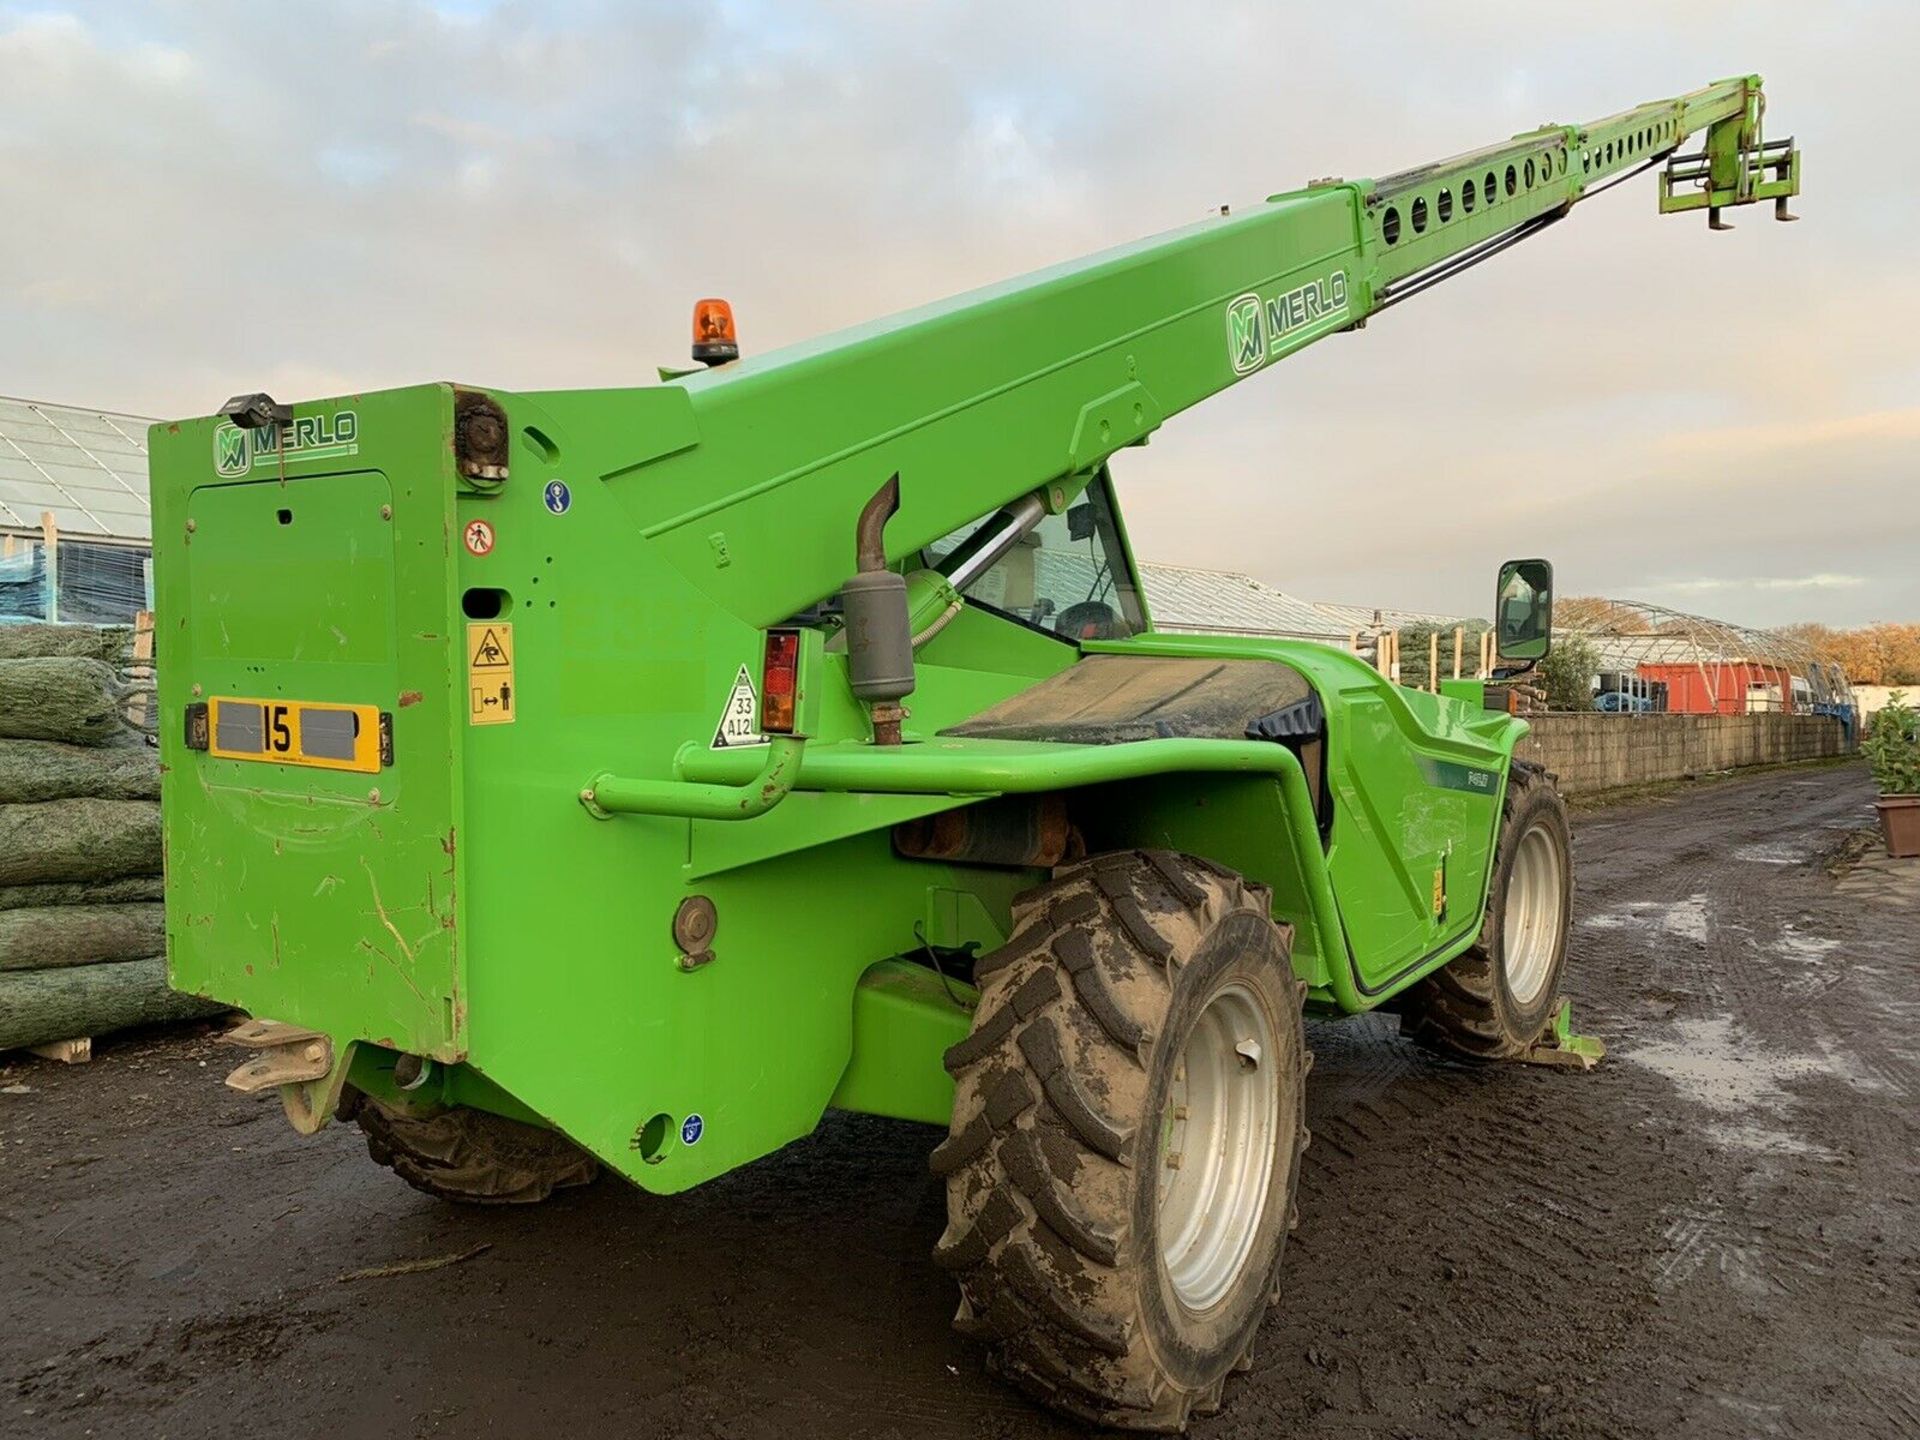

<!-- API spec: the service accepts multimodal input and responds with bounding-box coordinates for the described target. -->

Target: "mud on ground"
[2,765,1916,1438]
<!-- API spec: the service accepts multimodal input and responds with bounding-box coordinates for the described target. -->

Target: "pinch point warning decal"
[467,622,514,725]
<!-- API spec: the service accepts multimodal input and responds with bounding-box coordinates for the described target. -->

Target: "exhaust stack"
[843,474,914,745]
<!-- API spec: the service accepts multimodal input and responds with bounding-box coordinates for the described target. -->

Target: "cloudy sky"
[2,1,1913,626]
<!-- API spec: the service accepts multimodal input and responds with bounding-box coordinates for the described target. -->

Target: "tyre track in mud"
[2,763,1914,1439]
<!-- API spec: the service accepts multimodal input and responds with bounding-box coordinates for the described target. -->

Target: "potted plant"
[1863,691,1920,858]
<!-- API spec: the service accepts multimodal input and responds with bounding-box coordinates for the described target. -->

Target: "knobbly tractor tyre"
[341,1090,601,1205]
[1401,759,1573,1059]
[934,850,1308,1431]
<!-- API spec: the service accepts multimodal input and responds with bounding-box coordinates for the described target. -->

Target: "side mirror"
[1066,502,1096,542]
[1495,558,1554,663]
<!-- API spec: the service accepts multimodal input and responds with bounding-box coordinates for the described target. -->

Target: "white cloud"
[1644,575,1868,595]
[126,40,192,85]
[1763,576,1868,592]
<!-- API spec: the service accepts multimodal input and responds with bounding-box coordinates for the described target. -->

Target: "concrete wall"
[1515,713,1851,796]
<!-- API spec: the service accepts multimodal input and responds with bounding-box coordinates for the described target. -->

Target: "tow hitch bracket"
[219,1019,333,1094]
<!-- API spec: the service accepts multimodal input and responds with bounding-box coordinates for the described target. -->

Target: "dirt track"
[4,764,1916,1439]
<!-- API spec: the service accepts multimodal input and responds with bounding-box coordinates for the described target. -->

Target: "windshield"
[925,474,1146,642]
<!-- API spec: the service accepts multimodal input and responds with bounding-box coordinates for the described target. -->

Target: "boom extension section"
[1371,74,1800,305]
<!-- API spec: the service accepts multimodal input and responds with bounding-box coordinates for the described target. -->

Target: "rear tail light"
[761,629,800,734]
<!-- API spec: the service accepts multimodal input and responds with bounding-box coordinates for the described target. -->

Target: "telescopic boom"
[557,76,1799,629]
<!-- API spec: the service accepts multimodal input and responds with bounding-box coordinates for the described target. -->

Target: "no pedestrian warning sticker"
[710,664,765,749]
[467,622,515,726]
[463,519,496,557]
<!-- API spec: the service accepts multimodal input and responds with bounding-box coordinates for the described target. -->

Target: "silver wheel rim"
[1504,822,1565,1007]
[1156,982,1282,1312]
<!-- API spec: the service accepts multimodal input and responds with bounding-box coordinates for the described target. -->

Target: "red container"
[1636,661,1799,716]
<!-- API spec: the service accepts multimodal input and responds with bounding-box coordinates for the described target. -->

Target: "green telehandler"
[153,76,1799,1429]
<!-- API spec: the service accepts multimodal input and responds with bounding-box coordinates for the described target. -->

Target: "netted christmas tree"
[0,623,221,1055]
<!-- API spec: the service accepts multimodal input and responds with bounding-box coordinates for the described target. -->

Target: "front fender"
[1087,633,1523,1003]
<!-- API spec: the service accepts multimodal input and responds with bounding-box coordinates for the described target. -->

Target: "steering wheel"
[1055,600,1125,640]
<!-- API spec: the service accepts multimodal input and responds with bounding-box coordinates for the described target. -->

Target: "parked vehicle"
[1596,690,1653,713]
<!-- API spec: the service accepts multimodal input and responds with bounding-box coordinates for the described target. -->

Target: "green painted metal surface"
[158,390,467,1065]
[152,79,1796,1193]
[827,959,973,1126]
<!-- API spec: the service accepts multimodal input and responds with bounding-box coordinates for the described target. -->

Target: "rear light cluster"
[761,629,801,734]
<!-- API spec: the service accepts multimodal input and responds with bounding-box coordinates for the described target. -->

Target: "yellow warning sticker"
[467,622,515,725]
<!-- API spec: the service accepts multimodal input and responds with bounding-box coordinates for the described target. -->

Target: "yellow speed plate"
[206,697,385,774]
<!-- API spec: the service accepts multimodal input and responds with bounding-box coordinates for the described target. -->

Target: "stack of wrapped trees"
[0,622,223,1057]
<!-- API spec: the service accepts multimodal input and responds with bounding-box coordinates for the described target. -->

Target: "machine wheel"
[934,850,1308,1431]
[343,1091,601,1205]
[1401,759,1572,1059]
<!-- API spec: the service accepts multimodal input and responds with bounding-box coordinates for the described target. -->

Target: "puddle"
[1582,893,1709,943]
[1626,1014,1861,1155]
[1773,923,1845,999]
[1629,1015,1826,1115]
[1733,840,1809,866]
[1811,1033,1906,1099]
[1774,925,1840,964]
[1702,1121,1834,1158]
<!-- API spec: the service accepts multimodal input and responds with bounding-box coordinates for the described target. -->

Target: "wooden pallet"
[27,1036,92,1064]
[126,609,155,731]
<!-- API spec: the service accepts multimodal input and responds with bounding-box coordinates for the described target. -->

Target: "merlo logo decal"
[1226,293,1267,376]
[211,410,360,476]
[213,424,250,477]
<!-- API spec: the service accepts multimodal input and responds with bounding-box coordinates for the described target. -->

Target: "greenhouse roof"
[0,395,153,542]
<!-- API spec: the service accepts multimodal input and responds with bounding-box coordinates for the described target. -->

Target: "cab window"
[926,475,1145,642]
